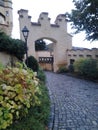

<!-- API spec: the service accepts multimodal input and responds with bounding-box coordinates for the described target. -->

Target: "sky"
[12,0,98,49]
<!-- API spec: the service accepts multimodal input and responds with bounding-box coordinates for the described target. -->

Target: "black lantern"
[22,26,29,66]
[22,26,29,40]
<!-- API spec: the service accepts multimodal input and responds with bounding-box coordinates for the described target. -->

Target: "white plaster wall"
[18,10,72,72]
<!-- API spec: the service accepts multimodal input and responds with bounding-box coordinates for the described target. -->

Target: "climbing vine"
[0,32,26,60]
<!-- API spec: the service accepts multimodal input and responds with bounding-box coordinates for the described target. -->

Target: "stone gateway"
[18,9,72,72]
[18,9,98,72]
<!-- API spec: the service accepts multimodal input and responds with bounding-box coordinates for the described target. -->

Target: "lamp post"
[50,50,54,71]
[22,26,29,66]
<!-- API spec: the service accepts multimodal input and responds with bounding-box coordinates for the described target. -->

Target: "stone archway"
[18,9,72,72]
[34,37,55,71]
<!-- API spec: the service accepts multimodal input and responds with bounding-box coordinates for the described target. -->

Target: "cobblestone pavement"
[45,72,98,130]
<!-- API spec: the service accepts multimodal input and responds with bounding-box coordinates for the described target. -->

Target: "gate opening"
[35,38,54,71]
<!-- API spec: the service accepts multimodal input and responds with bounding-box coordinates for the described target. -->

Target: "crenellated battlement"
[18,9,67,31]
[18,9,31,20]
[38,12,51,25]
[55,14,68,29]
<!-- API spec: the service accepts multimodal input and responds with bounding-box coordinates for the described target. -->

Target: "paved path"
[45,72,98,130]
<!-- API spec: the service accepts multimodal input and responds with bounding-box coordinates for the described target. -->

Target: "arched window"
[0,13,5,24]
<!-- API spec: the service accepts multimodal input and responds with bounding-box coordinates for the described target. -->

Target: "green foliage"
[10,39,26,60]
[6,83,50,130]
[57,66,68,73]
[73,58,86,74]
[37,67,46,83]
[68,64,74,73]
[35,39,47,51]
[74,58,98,79]
[0,62,41,129]
[7,68,50,130]
[0,32,26,60]
[25,56,39,72]
[0,62,4,70]
[66,0,98,41]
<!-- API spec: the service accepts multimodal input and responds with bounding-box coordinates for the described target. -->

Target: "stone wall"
[0,52,18,66]
[0,0,13,36]
[67,48,98,66]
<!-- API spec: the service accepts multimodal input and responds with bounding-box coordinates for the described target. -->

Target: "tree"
[66,0,98,41]
[35,39,47,51]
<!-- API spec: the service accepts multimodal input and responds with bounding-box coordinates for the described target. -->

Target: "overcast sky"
[12,0,98,49]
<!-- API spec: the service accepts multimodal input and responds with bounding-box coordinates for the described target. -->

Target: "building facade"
[66,47,98,66]
[18,9,98,72]
[18,9,72,72]
[0,0,13,36]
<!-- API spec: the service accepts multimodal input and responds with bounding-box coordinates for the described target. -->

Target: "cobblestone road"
[45,72,98,130]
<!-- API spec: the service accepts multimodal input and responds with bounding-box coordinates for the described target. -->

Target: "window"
[40,17,43,20]
[87,55,92,57]
[6,11,9,16]
[20,15,23,18]
[95,55,98,58]
[70,59,75,65]
[79,54,83,57]
[73,54,77,57]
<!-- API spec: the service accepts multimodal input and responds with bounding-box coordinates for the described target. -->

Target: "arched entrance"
[18,10,72,72]
[35,38,55,71]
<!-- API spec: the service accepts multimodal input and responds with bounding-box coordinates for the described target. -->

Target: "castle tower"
[0,0,13,36]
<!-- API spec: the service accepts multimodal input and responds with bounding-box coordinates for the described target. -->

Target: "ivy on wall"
[0,32,26,60]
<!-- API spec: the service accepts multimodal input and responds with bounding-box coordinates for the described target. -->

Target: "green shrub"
[68,64,74,73]
[7,82,50,130]
[6,66,50,130]
[0,32,26,61]
[73,58,86,74]
[0,62,41,129]
[25,56,39,72]
[57,66,68,73]
[37,67,46,83]
[74,58,98,79]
